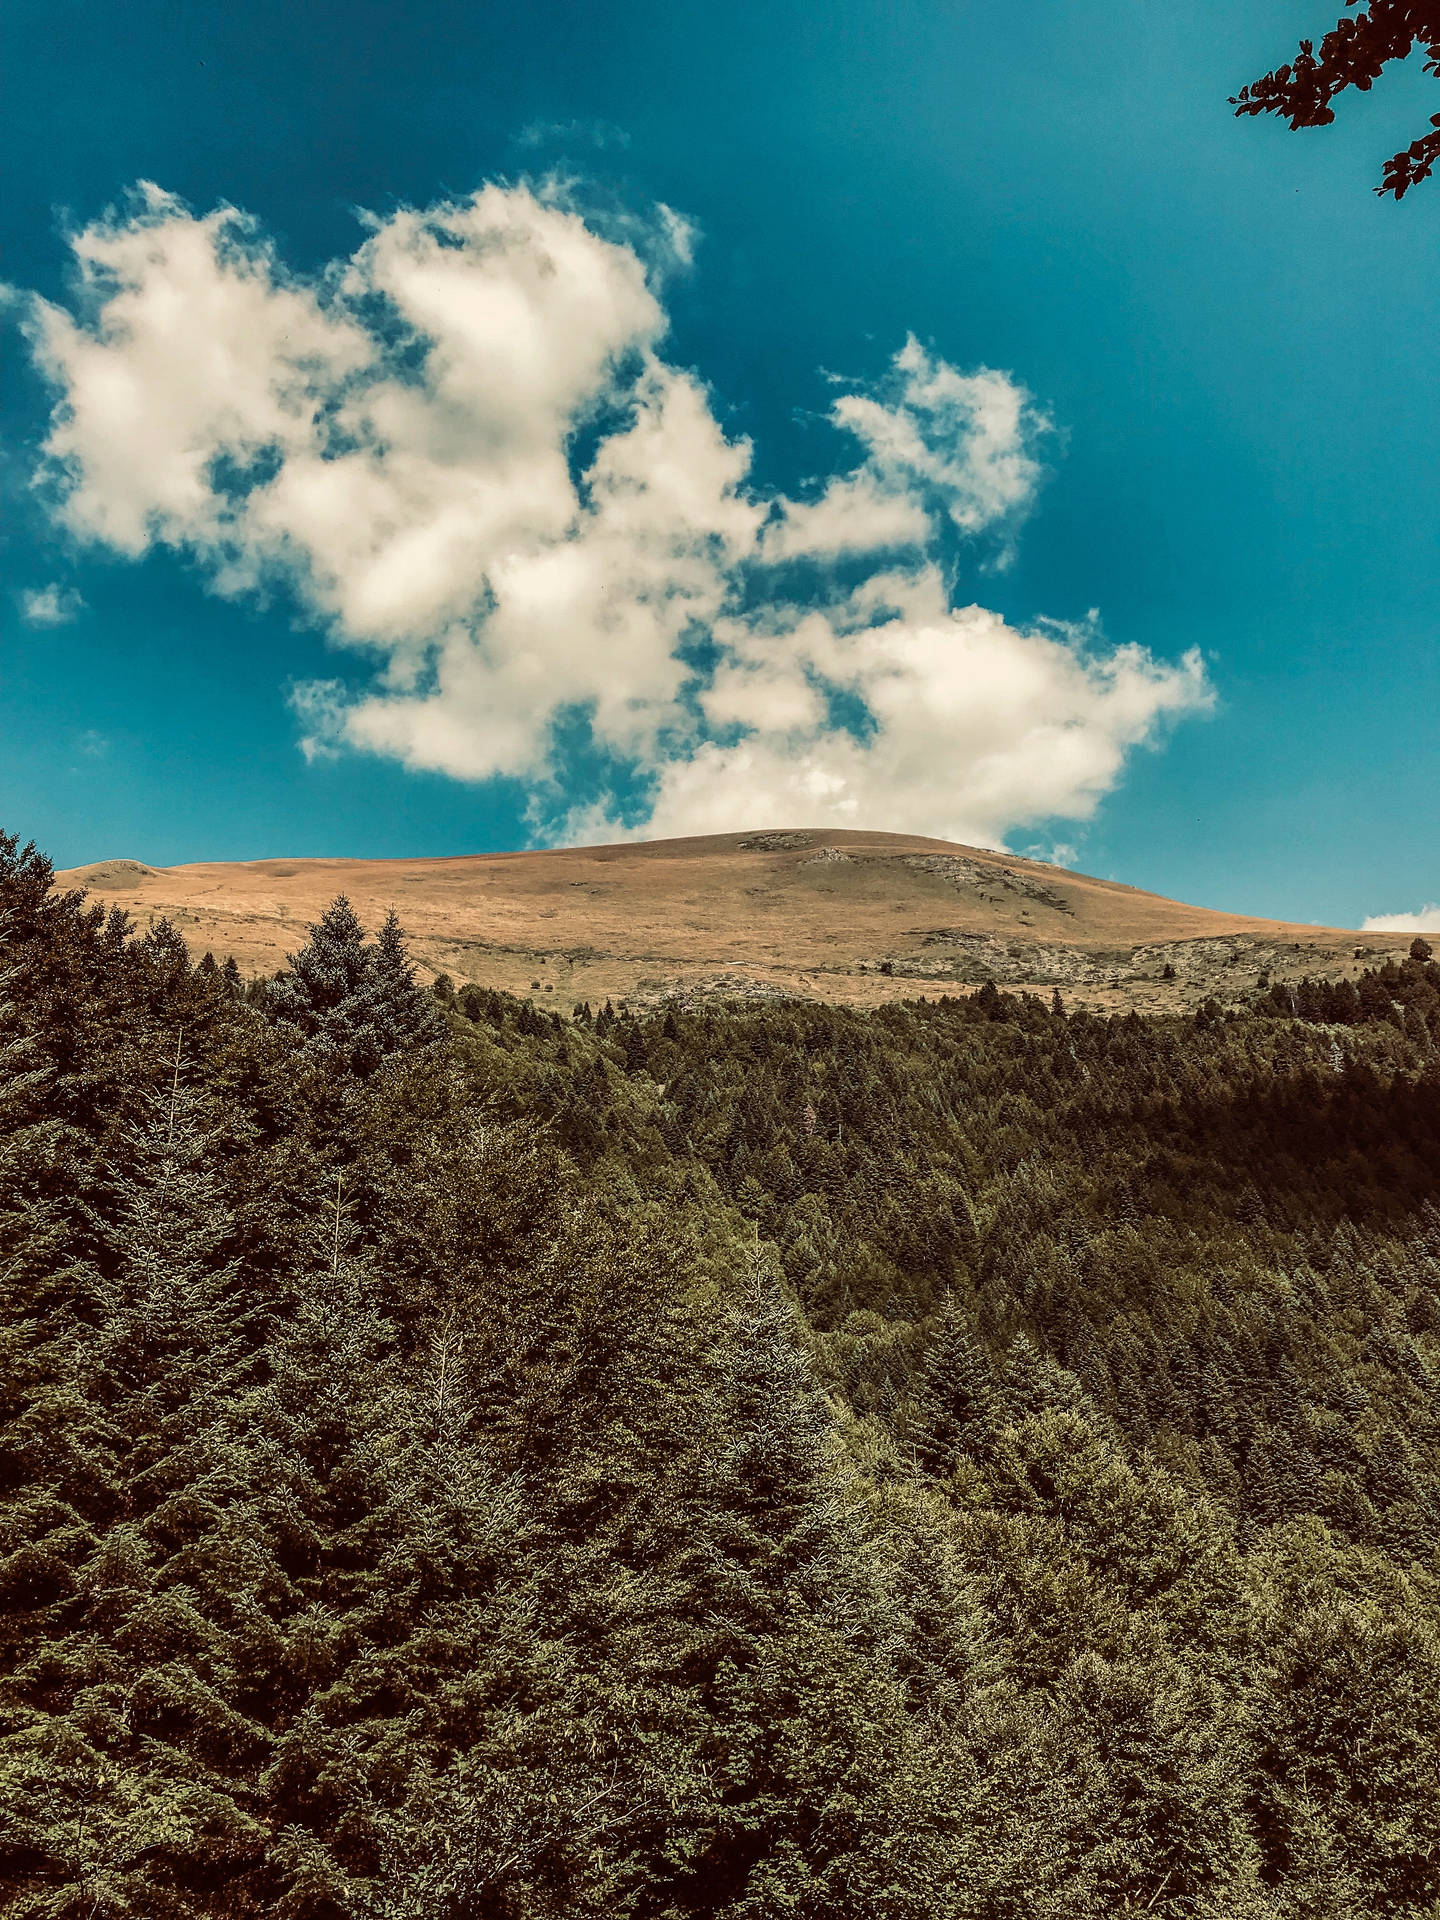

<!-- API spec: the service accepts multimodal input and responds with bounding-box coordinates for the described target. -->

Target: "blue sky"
[4,0,1439,928]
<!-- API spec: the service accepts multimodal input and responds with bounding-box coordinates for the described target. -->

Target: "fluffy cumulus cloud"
[25,180,1210,847]
[1360,906,1440,933]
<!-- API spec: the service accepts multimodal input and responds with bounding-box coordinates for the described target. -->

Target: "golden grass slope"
[58,828,1411,1015]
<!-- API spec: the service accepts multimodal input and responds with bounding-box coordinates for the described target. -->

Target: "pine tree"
[911,1294,998,1477]
[656,1271,961,1915]
[268,896,382,1074]
[371,909,445,1055]
[1,1035,266,1917]
[268,897,440,1080]
[87,1035,244,1395]
[246,1169,432,1913]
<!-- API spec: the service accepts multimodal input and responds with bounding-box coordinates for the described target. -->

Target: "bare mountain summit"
[58,829,1409,1014]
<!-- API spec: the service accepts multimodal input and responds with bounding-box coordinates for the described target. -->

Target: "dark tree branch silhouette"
[1233,2,1440,197]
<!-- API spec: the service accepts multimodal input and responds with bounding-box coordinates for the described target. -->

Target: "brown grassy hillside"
[58,828,1409,1014]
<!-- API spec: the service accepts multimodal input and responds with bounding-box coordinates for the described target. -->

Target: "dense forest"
[3,830,1440,1918]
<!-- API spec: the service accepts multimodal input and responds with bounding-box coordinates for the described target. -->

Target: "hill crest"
[58,828,1408,1015]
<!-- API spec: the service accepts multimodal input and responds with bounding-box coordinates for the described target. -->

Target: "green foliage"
[267,898,444,1079]
[3,832,1440,1916]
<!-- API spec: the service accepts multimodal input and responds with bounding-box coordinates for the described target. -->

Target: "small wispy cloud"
[1028,841,1080,869]
[76,729,109,759]
[1360,904,1440,933]
[515,119,631,152]
[20,583,84,627]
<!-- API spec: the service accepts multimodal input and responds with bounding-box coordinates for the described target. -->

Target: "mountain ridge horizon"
[58,827,1414,1016]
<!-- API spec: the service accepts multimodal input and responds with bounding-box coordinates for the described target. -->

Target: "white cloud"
[759,341,1047,566]
[634,589,1207,846]
[24,180,1211,847]
[20,583,85,627]
[515,119,632,153]
[1360,905,1440,933]
[759,471,932,563]
[1027,841,1080,869]
[831,337,1048,542]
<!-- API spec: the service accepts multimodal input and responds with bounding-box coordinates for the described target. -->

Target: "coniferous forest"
[5,830,1440,1919]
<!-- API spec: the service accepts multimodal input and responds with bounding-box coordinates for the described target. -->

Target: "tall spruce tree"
[911,1295,999,1478]
[268,899,440,1080]
[656,1271,962,1916]
[1,1036,264,1918]
[371,911,445,1056]
[268,897,380,1075]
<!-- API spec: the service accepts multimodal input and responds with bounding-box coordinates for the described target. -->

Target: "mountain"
[9,823,1440,1917]
[60,827,1410,1012]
